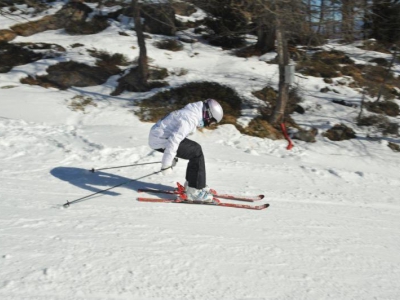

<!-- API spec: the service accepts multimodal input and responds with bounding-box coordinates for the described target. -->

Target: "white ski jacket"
[148,101,204,168]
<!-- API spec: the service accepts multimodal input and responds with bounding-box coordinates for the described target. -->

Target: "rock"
[292,128,318,143]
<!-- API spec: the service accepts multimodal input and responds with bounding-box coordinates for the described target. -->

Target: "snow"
[1,3,400,300]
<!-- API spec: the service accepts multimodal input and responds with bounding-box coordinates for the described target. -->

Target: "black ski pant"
[156,138,206,189]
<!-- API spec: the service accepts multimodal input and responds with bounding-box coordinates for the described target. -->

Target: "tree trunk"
[375,46,398,103]
[255,16,276,54]
[269,13,290,125]
[342,0,355,42]
[316,0,326,35]
[131,0,148,88]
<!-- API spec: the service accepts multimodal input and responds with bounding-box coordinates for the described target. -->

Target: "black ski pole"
[90,161,161,173]
[63,170,162,208]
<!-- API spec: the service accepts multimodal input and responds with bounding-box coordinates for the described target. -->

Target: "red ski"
[137,197,269,210]
[138,183,264,202]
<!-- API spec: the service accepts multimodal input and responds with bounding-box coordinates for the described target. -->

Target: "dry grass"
[364,101,400,117]
[296,49,400,102]
[67,95,97,113]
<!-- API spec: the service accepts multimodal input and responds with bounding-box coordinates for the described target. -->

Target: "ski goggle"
[203,103,217,127]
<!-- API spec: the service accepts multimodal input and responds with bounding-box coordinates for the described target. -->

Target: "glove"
[172,157,178,167]
[161,165,173,175]
[161,158,178,175]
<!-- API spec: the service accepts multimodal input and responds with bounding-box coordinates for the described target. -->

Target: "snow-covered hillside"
[1,2,400,300]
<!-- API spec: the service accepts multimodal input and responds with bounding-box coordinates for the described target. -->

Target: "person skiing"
[148,99,223,202]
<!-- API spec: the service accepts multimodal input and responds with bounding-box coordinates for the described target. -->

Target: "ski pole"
[63,170,162,208]
[90,161,161,173]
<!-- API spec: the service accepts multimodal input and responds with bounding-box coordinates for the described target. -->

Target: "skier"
[148,99,224,202]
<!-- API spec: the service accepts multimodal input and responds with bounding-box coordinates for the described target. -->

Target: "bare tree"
[131,0,149,89]
[254,5,276,54]
[269,0,291,125]
[315,0,326,35]
[375,46,398,103]
[341,0,356,42]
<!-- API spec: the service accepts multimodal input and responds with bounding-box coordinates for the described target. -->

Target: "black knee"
[192,143,203,158]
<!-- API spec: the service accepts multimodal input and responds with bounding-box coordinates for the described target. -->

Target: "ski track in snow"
[1,3,400,299]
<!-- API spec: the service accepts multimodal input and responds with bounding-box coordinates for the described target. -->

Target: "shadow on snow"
[50,166,172,200]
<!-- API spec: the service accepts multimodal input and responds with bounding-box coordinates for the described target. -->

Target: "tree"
[254,4,276,54]
[341,0,356,42]
[131,0,149,89]
[315,0,326,35]
[269,0,291,125]
[368,0,400,44]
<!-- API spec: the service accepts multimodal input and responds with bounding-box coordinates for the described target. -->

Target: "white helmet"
[203,99,223,124]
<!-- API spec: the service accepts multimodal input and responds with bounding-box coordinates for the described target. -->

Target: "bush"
[240,117,283,139]
[252,86,303,116]
[296,50,353,78]
[154,39,184,51]
[323,124,356,141]
[364,101,399,117]
[369,57,389,67]
[65,16,109,35]
[357,114,399,135]
[0,42,44,73]
[136,82,242,125]
[205,35,246,49]
[296,60,340,78]
[388,142,400,152]
[234,45,263,58]
[314,50,354,65]
[111,66,169,95]
[357,40,391,53]
[88,49,130,66]
[21,61,119,90]
[67,95,97,113]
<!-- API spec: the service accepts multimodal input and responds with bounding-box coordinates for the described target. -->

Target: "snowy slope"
[1,2,400,300]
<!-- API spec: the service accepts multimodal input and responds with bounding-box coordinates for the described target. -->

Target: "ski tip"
[259,195,265,200]
[255,203,269,210]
